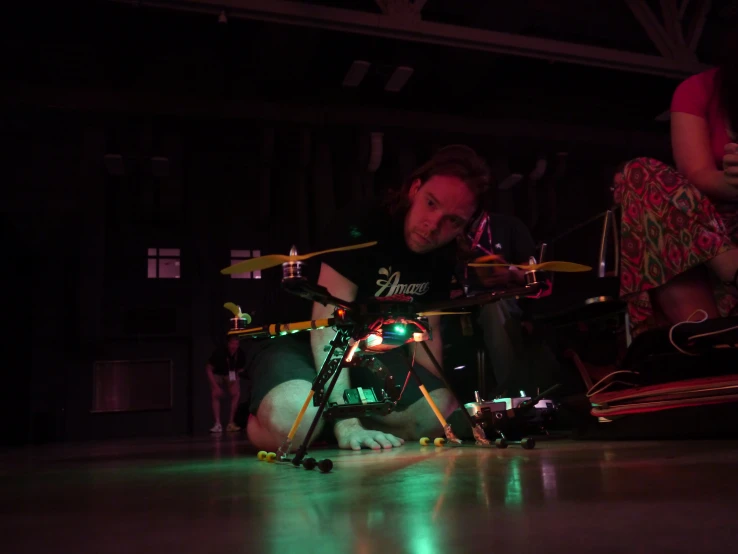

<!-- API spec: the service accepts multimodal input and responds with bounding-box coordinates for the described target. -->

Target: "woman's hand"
[724,142,738,188]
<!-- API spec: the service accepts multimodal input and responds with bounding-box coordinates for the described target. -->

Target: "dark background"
[2,0,735,445]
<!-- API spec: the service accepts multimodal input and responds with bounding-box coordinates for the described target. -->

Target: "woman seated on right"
[613,29,738,339]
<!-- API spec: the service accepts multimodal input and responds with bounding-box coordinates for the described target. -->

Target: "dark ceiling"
[2,0,737,134]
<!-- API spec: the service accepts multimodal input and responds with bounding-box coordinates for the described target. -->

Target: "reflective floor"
[2,435,737,553]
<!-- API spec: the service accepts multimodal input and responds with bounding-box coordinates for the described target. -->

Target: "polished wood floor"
[2,434,737,553]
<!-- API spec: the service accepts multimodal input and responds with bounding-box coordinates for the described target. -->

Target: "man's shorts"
[210,374,241,390]
[247,335,446,415]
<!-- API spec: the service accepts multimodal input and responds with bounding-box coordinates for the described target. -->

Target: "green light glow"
[504,458,523,507]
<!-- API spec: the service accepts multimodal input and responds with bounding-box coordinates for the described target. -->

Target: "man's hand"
[334,419,404,451]
[206,364,223,396]
[724,142,738,188]
[472,254,525,288]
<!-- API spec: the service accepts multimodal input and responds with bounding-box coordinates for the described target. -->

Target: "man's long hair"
[383,144,492,222]
[716,24,738,140]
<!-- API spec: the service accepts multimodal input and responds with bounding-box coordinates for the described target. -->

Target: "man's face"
[227,339,239,355]
[404,175,477,254]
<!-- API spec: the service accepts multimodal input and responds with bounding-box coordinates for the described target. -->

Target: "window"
[230,249,262,279]
[148,248,181,279]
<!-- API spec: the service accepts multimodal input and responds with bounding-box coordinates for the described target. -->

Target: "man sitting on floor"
[244,145,493,451]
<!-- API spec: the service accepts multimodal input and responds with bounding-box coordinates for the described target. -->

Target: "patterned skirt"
[612,157,738,338]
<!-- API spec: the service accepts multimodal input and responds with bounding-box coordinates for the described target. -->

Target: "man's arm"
[205,362,220,388]
[412,315,443,377]
[310,262,405,450]
[309,263,361,434]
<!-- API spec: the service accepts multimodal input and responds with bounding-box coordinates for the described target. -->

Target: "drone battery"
[344,387,379,405]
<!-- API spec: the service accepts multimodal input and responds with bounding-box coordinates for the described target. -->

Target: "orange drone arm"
[228,318,335,339]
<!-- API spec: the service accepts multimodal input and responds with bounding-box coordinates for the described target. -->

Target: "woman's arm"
[671,111,738,201]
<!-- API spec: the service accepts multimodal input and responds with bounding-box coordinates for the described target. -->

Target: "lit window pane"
[252,250,261,257]
[231,249,251,258]
[159,248,180,257]
[253,270,261,279]
[231,271,251,279]
[159,258,181,279]
[147,258,157,278]
[148,248,158,256]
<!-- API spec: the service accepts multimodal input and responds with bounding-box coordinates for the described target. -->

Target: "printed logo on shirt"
[375,267,430,297]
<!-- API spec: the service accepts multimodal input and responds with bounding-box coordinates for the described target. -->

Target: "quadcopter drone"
[220,242,590,470]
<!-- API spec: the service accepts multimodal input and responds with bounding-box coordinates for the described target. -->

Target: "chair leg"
[625,312,633,348]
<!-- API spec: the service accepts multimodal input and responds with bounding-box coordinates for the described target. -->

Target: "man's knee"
[247,379,323,450]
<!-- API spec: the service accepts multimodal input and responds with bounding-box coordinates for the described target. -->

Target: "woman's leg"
[649,264,720,323]
[613,157,737,337]
[706,249,738,292]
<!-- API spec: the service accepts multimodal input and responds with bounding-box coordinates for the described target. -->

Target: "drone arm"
[422,281,545,312]
[310,265,357,379]
[308,264,366,437]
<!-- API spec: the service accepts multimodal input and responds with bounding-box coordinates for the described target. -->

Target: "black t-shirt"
[208,347,247,376]
[315,197,457,307]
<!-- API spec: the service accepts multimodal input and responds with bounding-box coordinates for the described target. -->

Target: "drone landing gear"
[271,335,498,472]
[274,333,351,468]
[271,328,473,470]
[413,341,491,447]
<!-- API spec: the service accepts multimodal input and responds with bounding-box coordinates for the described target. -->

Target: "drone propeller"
[220,241,378,275]
[224,302,252,324]
[469,256,591,273]
[416,311,469,317]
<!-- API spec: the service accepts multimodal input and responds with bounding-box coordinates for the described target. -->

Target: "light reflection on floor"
[2,436,738,553]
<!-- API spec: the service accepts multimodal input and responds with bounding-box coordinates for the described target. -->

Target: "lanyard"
[226,352,237,372]
[469,212,495,257]
[464,213,494,281]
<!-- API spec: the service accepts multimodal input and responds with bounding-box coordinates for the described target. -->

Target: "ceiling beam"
[660,0,686,47]
[687,0,711,52]
[625,0,680,58]
[625,0,699,63]
[106,0,709,79]
[1,81,670,151]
